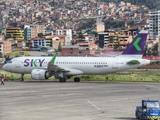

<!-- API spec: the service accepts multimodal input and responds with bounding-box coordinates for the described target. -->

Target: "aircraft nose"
[2,64,7,71]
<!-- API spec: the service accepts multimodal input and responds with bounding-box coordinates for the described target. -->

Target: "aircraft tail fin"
[121,30,148,58]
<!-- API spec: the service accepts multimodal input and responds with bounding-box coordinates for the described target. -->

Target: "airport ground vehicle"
[135,100,160,120]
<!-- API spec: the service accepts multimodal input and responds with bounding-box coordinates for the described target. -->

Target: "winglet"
[122,30,148,55]
[50,52,58,63]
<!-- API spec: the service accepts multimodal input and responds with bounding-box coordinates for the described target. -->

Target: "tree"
[101,0,160,9]
[90,31,98,37]
[143,44,148,56]
[0,52,2,58]
[9,22,18,27]
[77,32,85,40]
[127,21,135,27]
[104,20,125,29]
[38,33,43,37]
[76,19,96,31]
[52,0,55,6]
[26,41,32,47]
[113,38,120,51]
[152,43,158,56]
[0,2,5,5]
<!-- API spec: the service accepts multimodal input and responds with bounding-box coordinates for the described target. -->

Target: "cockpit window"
[4,57,13,64]
[6,61,12,63]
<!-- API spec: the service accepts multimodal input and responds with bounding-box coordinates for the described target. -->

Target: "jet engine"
[31,69,50,80]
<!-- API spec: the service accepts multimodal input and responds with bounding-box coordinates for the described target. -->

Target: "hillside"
[101,0,160,9]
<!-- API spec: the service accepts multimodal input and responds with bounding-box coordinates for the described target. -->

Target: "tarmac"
[0,81,160,120]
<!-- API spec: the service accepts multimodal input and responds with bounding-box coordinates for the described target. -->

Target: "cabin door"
[112,58,118,69]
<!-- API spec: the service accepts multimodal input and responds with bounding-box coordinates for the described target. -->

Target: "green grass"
[1,70,160,82]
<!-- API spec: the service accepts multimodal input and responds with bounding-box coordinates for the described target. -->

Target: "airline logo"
[24,59,45,67]
[134,37,141,51]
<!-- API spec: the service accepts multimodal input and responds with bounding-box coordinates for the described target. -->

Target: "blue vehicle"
[135,100,160,120]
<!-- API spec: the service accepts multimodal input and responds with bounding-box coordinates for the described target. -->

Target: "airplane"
[2,30,150,82]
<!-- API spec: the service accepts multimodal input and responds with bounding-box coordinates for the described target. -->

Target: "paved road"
[0,81,160,120]
[25,51,48,56]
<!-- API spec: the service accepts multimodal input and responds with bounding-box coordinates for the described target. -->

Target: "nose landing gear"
[20,73,24,81]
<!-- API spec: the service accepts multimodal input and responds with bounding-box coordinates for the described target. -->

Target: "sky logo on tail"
[133,37,141,51]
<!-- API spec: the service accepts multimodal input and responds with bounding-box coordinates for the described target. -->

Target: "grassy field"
[1,69,160,82]
[79,73,160,82]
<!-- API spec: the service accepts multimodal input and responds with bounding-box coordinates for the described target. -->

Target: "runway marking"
[145,85,160,90]
[87,100,101,110]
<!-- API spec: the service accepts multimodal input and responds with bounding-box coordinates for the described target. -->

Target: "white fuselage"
[3,56,150,75]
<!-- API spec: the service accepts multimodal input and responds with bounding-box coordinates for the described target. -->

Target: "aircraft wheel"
[20,73,24,81]
[74,77,80,82]
[59,78,66,82]
[20,78,24,81]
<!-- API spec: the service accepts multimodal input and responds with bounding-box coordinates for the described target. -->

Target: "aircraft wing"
[47,62,70,73]
[47,52,83,75]
[47,62,84,75]
[47,52,70,73]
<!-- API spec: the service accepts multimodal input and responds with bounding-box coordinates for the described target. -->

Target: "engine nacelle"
[31,69,50,80]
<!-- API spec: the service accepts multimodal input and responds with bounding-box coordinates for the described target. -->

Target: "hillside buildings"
[0,0,157,56]
[96,17,105,32]
[0,35,12,54]
[98,31,109,48]
[149,10,160,40]
[6,27,24,41]
[24,25,37,40]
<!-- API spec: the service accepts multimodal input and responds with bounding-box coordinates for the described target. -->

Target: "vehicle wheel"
[141,114,144,120]
[74,77,80,82]
[135,112,139,119]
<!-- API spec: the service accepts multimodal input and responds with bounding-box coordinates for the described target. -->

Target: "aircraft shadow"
[10,80,108,83]
[12,80,99,83]
[6,80,141,84]
[7,80,59,83]
[21,80,62,83]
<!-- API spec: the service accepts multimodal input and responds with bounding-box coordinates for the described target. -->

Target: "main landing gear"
[74,77,80,82]
[59,78,66,82]
[59,77,81,82]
